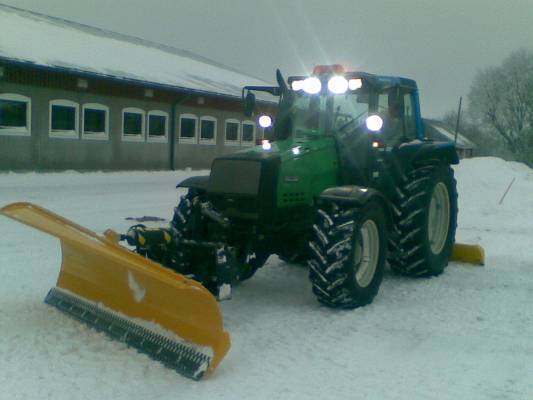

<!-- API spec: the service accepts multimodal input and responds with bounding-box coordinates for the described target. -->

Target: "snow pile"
[454,157,533,265]
[0,158,532,400]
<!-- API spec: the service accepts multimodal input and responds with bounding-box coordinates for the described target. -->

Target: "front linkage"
[122,193,236,300]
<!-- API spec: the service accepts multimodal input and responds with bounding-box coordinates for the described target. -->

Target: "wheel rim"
[428,182,450,255]
[353,219,380,288]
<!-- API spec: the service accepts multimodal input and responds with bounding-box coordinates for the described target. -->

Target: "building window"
[242,121,256,145]
[122,107,145,141]
[199,116,217,145]
[0,93,31,136]
[147,110,168,142]
[82,103,109,140]
[179,114,197,143]
[224,119,240,146]
[49,100,78,139]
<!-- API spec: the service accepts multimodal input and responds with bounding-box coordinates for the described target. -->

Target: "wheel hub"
[353,219,380,288]
[428,182,450,254]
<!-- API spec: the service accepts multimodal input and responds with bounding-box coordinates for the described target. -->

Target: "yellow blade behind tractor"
[1,202,230,380]
[450,243,485,265]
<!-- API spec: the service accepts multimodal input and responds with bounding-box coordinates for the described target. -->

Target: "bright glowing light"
[327,76,348,94]
[348,79,362,90]
[302,77,322,94]
[292,146,301,155]
[366,115,383,132]
[291,80,304,91]
[372,141,380,148]
[262,140,272,150]
[258,115,272,128]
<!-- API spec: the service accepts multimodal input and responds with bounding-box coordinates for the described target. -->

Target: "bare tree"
[468,49,533,165]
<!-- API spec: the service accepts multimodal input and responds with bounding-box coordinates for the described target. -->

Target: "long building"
[0,4,274,171]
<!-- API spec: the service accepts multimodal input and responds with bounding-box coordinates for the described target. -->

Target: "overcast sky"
[3,0,533,117]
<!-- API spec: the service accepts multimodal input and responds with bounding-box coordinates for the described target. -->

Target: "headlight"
[262,139,272,150]
[302,77,322,94]
[258,115,272,128]
[327,76,348,94]
[365,115,383,132]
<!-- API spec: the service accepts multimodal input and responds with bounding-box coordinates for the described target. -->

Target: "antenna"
[454,96,462,144]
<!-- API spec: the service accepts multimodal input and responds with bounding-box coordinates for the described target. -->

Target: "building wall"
[172,105,258,169]
[0,81,171,170]
[0,64,271,171]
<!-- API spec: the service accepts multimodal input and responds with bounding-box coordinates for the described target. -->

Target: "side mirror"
[243,91,256,117]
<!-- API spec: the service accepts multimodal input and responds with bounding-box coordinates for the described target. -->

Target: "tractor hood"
[206,145,283,220]
[208,148,280,196]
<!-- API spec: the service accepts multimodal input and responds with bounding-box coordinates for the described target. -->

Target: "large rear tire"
[308,202,388,309]
[388,163,458,276]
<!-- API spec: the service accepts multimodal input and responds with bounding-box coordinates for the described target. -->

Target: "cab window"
[377,89,417,143]
[403,92,417,140]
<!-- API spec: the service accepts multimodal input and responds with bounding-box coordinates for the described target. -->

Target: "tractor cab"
[244,65,425,188]
[244,64,424,149]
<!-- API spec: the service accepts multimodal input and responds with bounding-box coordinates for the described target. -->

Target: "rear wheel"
[308,201,388,309]
[388,163,458,276]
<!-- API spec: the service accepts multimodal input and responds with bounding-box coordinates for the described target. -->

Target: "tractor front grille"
[208,159,261,196]
[207,154,280,221]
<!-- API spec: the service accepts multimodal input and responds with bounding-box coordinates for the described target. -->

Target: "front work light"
[365,115,383,132]
[258,115,272,128]
[327,76,349,94]
[291,80,304,91]
[348,78,362,90]
[302,77,321,94]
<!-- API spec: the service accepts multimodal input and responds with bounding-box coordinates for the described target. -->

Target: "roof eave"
[0,56,260,103]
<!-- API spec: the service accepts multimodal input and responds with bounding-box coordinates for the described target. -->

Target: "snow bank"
[0,157,532,400]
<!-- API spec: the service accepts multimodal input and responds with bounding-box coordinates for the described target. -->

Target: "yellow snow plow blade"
[0,202,230,380]
[451,243,485,266]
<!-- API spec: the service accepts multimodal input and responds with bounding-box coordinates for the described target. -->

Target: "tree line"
[443,48,533,167]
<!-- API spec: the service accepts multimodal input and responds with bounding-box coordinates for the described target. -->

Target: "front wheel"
[236,251,269,282]
[308,201,388,309]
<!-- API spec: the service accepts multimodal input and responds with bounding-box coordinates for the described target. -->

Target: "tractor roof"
[303,64,418,91]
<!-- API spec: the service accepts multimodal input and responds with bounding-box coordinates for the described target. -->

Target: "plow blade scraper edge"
[451,243,485,266]
[0,202,230,380]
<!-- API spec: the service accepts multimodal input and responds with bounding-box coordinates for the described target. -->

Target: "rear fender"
[394,141,459,170]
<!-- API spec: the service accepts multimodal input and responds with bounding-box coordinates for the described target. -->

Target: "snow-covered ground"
[1,157,532,400]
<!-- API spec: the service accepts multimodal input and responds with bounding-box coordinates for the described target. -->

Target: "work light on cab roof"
[291,64,363,95]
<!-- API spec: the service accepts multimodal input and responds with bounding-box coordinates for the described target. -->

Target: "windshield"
[276,91,371,140]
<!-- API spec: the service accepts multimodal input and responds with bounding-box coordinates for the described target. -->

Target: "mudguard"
[0,202,230,380]
[319,185,386,206]
[177,175,209,191]
[318,185,393,230]
[393,141,460,174]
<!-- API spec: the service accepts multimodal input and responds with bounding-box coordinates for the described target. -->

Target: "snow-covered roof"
[0,4,273,100]
[423,119,476,149]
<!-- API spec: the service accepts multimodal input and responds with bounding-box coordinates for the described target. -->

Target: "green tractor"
[124,65,461,308]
